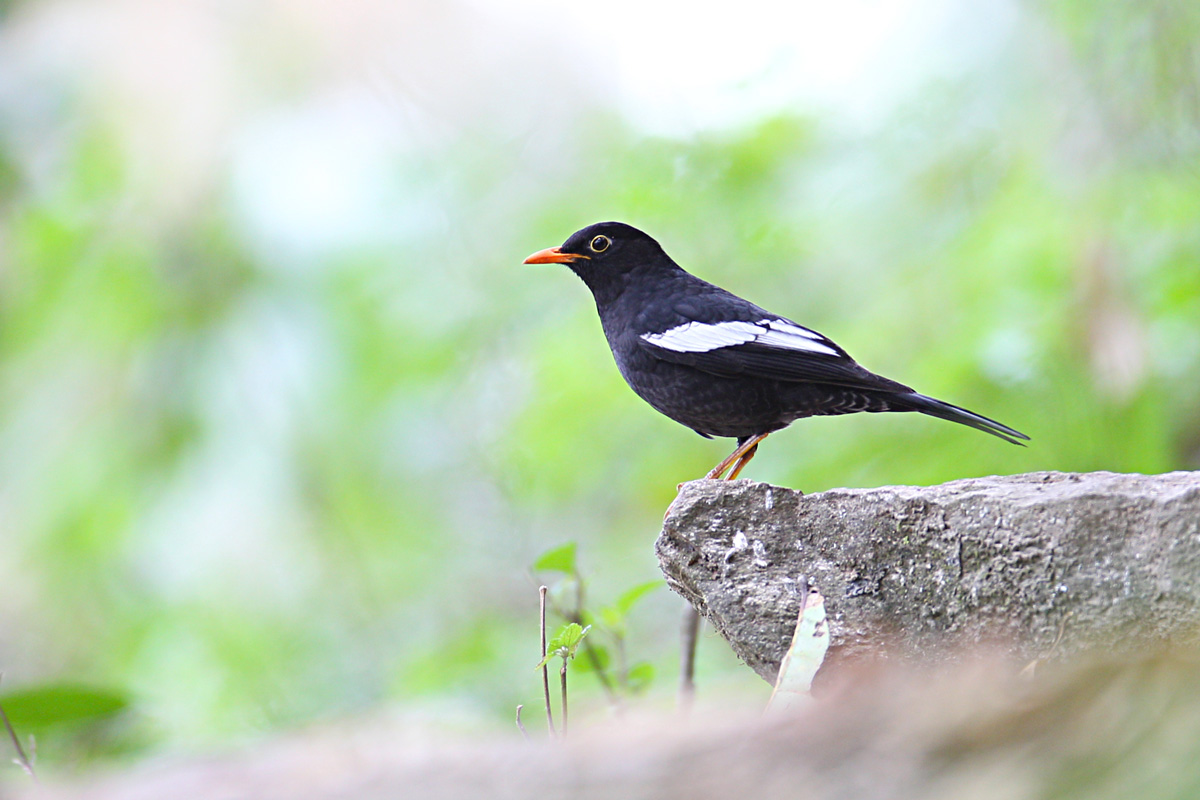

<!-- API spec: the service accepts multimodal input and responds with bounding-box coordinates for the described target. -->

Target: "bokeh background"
[1,0,1198,774]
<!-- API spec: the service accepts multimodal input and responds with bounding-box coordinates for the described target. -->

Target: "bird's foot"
[706,433,769,480]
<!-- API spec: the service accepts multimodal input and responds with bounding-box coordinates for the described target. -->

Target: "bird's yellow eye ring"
[589,235,611,253]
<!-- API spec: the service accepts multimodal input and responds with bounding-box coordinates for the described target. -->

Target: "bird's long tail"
[893,392,1029,445]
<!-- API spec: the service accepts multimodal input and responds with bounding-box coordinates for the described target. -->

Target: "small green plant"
[520,543,661,738]
[536,621,590,736]
[533,542,659,701]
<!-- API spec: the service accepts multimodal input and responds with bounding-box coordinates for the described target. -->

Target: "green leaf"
[614,581,661,616]
[533,542,578,575]
[535,623,591,669]
[0,684,129,732]
[548,622,588,654]
[597,580,661,636]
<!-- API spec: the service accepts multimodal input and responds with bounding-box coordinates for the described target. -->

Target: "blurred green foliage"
[1,0,1199,778]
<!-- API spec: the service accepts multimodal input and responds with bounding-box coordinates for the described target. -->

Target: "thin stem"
[560,660,569,737]
[540,586,556,737]
[515,705,530,742]
[679,603,700,711]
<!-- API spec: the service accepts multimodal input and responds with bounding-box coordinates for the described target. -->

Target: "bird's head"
[524,222,673,295]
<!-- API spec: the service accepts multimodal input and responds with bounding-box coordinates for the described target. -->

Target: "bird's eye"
[589,235,611,253]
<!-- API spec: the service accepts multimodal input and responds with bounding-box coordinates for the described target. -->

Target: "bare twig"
[560,662,569,737]
[0,673,37,783]
[515,705,530,742]
[540,586,556,737]
[679,603,700,711]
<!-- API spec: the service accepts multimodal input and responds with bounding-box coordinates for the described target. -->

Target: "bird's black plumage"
[524,222,1028,479]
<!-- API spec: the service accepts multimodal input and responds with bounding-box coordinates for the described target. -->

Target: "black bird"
[524,222,1028,480]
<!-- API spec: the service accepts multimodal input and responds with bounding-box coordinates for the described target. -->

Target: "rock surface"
[656,471,1200,682]
[22,649,1200,800]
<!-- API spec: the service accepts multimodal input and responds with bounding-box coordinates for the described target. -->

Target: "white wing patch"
[756,320,838,354]
[641,319,839,356]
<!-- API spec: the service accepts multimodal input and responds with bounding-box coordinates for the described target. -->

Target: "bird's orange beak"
[523,246,588,265]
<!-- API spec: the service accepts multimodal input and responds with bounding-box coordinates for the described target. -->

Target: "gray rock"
[656,471,1200,682]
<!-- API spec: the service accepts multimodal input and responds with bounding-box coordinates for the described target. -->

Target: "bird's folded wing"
[638,318,911,392]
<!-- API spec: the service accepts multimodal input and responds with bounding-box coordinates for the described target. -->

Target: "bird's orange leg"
[705,433,770,480]
[726,443,760,480]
